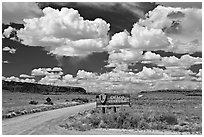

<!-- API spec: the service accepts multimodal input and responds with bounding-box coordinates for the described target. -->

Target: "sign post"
[113,107,117,113]
[96,93,130,113]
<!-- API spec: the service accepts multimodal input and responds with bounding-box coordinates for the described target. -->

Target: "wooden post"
[102,107,105,114]
[113,107,117,113]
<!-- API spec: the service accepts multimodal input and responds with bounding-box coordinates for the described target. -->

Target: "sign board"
[96,93,130,107]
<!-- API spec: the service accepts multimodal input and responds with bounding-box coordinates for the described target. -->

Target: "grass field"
[2,90,95,117]
[60,91,202,134]
[2,89,202,134]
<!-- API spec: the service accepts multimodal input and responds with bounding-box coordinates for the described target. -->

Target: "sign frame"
[96,93,131,108]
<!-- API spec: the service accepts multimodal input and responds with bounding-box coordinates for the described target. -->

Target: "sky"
[2,2,202,93]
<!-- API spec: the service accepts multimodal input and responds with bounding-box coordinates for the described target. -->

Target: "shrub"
[29,100,38,105]
[72,98,89,103]
[89,114,102,128]
[44,101,54,105]
[158,114,178,125]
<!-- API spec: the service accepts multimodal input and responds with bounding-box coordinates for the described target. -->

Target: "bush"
[29,100,38,105]
[44,101,54,105]
[158,114,178,125]
[89,114,101,128]
[72,98,89,103]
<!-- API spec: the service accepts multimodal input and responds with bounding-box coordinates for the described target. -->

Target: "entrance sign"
[96,93,130,107]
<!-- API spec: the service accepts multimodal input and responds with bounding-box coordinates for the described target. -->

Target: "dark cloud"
[158,2,202,8]
[2,2,43,24]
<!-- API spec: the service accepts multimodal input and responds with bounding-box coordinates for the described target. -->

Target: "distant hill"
[140,89,202,96]
[2,80,87,95]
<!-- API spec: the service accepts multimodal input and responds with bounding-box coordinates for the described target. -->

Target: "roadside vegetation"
[60,91,202,134]
[2,90,95,119]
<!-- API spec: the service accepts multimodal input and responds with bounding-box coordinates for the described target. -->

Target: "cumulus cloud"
[62,74,78,84]
[105,5,201,70]
[2,60,10,64]
[17,7,110,57]
[107,24,170,52]
[2,46,16,54]
[20,78,36,83]
[2,26,16,38]
[163,67,194,80]
[38,75,61,85]
[52,67,63,72]
[196,69,202,78]
[108,50,143,63]
[136,66,164,80]
[2,76,6,80]
[160,54,202,68]
[3,75,35,83]
[4,76,20,82]
[76,70,98,80]
[31,68,49,76]
[139,5,202,53]
[2,2,43,24]
[20,74,34,78]
[31,67,63,76]
[143,51,161,61]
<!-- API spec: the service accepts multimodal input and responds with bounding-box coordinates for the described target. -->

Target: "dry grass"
[61,91,202,134]
[2,90,95,118]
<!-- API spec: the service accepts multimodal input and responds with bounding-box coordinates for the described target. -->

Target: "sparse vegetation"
[2,90,95,119]
[60,91,202,134]
[29,100,38,105]
[72,98,89,103]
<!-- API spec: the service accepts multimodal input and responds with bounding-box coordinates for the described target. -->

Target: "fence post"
[102,107,105,114]
[113,107,117,113]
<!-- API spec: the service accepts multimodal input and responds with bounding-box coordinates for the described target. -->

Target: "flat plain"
[2,89,202,134]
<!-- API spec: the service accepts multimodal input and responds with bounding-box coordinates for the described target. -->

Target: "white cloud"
[3,75,35,83]
[143,51,161,61]
[17,7,110,57]
[151,80,201,90]
[2,76,6,80]
[136,66,164,80]
[106,31,131,51]
[196,69,202,78]
[3,26,16,38]
[62,74,78,84]
[76,70,97,80]
[20,78,36,83]
[52,67,63,72]
[105,5,201,68]
[107,24,170,52]
[139,5,202,53]
[108,50,143,63]
[19,74,34,78]
[163,67,193,79]
[38,75,61,85]
[3,60,10,64]
[4,76,20,82]
[160,54,202,68]
[31,68,49,76]
[2,2,43,24]
[129,24,170,50]
[31,67,63,76]
[3,46,16,54]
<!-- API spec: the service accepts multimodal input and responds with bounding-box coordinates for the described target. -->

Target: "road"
[2,102,96,135]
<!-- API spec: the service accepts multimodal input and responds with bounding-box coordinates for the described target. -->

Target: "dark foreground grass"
[60,92,202,134]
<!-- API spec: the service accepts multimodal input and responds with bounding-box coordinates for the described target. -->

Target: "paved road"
[2,102,96,135]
